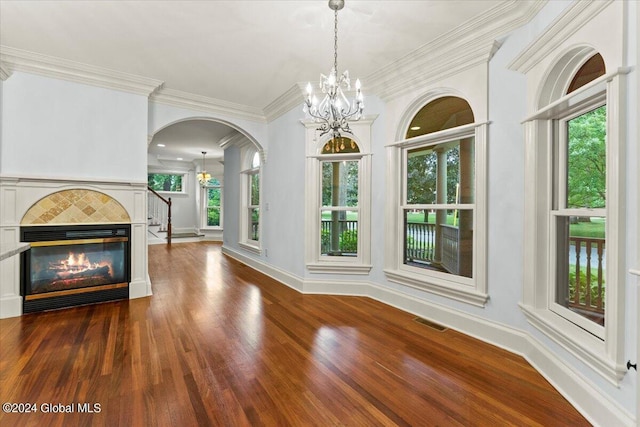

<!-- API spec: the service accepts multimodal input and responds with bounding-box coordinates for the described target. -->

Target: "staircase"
[148,187,172,244]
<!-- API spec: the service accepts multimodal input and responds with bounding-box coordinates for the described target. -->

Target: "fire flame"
[66,252,91,269]
[49,251,114,278]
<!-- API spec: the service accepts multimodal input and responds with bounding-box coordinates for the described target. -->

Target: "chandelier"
[304,0,364,141]
[197,151,211,187]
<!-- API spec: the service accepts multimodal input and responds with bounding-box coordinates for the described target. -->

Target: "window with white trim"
[321,139,360,258]
[516,44,627,384]
[202,177,223,228]
[385,96,488,307]
[551,100,607,337]
[304,118,375,275]
[240,149,261,252]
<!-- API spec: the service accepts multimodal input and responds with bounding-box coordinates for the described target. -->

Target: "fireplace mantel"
[0,176,151,318]
[0,242,30,261]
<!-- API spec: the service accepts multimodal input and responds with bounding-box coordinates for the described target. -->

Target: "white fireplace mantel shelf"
[0,242,30,261]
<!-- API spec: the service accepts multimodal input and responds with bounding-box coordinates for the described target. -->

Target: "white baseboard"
[129,278,152,299]
[0,295,22,318]
[221,245,304,292]
[220,246,635,427]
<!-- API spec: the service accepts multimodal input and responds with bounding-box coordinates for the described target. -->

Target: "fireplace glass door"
[29,238,127,294]
[21,224,131,312]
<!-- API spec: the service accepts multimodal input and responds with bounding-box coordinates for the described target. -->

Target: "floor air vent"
[414,317,448,331]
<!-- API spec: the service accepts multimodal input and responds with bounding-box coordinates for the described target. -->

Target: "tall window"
[304,124,373,275]
[404,137,474,278]
[515,41,627,383]
[321,141,360,257]
[248,153,260,241]
[386,95,488,306]
[240,149,261,251]
[203,178,222,228]
[552,103,606,336]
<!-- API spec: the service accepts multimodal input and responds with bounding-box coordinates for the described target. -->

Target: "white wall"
[223,145,240,248]
[1,72,148,181]
[260,107,306,276]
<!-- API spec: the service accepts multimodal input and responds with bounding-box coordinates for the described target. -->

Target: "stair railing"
[147,186,172,245]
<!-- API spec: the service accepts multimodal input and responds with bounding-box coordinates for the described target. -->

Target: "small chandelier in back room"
[304,0,364,142]
[197,151,211,187]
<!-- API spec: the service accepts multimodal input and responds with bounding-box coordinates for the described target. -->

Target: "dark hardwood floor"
[0,242,589,426]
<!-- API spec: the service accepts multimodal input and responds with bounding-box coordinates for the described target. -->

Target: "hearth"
[21,224,130,313]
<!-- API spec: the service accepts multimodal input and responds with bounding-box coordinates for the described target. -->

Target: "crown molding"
[263,83,306,122]
[218,131,250,150]
[150,87,266,124]
[508,0,613,73]
[0,45,163,96]
[366,0,546,102]
[0,63,11,81]
[371,39,502,102]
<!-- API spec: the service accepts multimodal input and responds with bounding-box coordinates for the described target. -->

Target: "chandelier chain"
[334,8,338,73]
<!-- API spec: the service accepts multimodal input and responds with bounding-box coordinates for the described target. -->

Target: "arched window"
[567,53,605,94]
[405,96,474,139]
[551,53,607,336]
[515,33,628,383]
[303,120,374,274]
[385,94,488,307]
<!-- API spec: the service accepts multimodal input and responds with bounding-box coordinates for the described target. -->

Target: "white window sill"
[307,263,373,275]
[384,268,488,307]
[519,303,626,386]
[239,241,261,255]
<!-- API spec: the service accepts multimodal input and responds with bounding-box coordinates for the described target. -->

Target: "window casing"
[515,44,628,383]
[304,119,375,275]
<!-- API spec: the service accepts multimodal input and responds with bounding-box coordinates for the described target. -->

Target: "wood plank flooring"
[0,242,590,426]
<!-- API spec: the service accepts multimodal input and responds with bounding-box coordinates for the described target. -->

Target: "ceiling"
[0,0,530,164]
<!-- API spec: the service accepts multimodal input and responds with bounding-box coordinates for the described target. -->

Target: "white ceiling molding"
[508,0,613,73]
[0,63,11,81]
[0,45,163,96]
[218,131,251,150]
[219,132,267,164]
[150,87,266,124]
[373,39,502,102]
[263,83,306,123]
[366,0,546,102]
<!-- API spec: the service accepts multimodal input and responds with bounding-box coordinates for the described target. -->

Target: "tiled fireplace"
[0,178,150,318]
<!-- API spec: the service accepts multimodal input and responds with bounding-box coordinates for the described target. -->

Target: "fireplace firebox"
[21,224,131,313]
